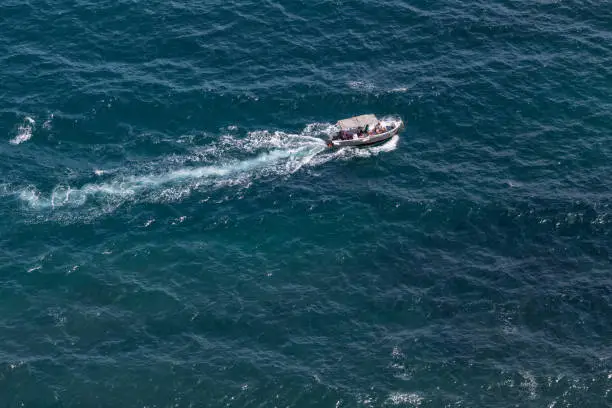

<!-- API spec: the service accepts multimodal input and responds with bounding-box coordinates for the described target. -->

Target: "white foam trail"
[311,134,400,166]
[18,143,326,209]
[19,186,41,206]
[372,134,399,153]
[11,122,399,213]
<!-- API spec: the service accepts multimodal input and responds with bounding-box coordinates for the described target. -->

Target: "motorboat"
[327,114,403,148]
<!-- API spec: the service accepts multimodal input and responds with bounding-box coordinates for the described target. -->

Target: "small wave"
[386,392,423,406]
[42,113,53,130]
[8,361,24,371]
[348,80,375,91]
[9,117,35,145]
[348,81,412,94]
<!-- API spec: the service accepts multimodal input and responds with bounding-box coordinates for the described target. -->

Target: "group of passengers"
[337,122,387,140]
[360,123,386,137]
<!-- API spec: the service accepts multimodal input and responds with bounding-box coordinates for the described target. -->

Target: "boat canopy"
[336,114,378,130]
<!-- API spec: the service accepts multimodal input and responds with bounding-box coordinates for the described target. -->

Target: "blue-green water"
[1,1,612,406]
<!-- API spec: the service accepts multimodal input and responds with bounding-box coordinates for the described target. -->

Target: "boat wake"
[4,122,399,220]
